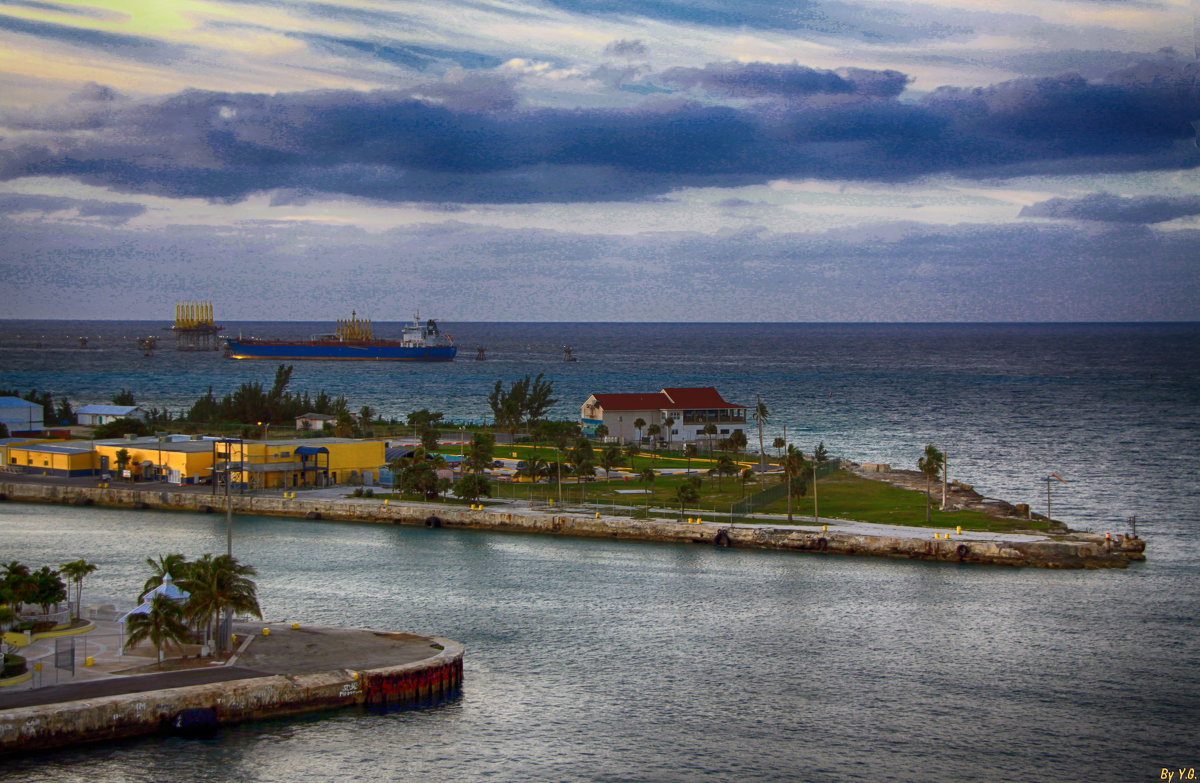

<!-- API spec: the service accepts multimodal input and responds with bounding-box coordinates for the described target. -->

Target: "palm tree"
[773,437,786,461]
[569,438,596,502]
[917,444,945,524]
[593,423,609,441]
[646,424,661,457]
[753,395,769,478]
[729,430,748,456]
[633,417,646,447]
[781,445,807,523]
[600,445,625,479]
[675,482,700,519]
[714,456,737,490]
[182,553,262,656]
[115,448,131,479]
[125,594,190,666]
[58,559,97,620]
[684,444,698,475]
[141,554,191,602]
[639,467,656,509]
[702,423,718,461]
[663,416,675,452]
[388,455,406,493]
[740,467,755,498]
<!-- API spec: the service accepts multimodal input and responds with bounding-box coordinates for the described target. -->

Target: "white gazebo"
[118,573,191,622]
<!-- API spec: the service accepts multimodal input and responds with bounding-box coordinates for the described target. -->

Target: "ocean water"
[1,321,1198,781]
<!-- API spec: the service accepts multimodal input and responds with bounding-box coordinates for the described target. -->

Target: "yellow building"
[218,437,385,490]
[4,440,94,478]
[93,436,217,484]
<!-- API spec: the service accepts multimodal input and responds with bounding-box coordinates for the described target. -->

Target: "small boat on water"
[225,312,457,361]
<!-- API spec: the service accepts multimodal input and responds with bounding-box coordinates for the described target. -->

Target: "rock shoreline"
[0,481,1145,568]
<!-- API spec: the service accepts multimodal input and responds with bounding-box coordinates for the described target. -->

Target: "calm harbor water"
[1,321,1198,780]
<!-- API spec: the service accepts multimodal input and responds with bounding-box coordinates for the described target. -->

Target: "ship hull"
[226,340,456,361]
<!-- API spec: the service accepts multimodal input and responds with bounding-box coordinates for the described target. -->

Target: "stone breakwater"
[0,634,463,755]
[0,482,1145,568]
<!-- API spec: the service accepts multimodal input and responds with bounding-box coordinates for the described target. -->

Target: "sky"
[0,0,1198,322]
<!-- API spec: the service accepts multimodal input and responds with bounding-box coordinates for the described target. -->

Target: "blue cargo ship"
[225,312,457,361]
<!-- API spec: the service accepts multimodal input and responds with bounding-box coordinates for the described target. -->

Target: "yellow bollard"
[384,499,389,506]
[262,628,270,636]
[351,671,359,680]
[595,512,600,518]
[687,517,693,524]
[291,622,299,630]
[822,525,827,532]
[956,526,962,536]
[696,518,702,524]
[231,634,237,644]
[85,657,94,667]
[34,662,42,672]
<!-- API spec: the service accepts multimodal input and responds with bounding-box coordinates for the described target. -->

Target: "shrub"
[2,653,26,679]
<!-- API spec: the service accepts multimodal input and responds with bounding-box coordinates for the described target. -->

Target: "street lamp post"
[1046,472,1066,526]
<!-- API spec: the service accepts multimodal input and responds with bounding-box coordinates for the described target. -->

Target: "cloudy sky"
[1,0,1198,321]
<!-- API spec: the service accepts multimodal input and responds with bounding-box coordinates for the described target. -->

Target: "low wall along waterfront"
[0,636,463,755]
[0,482,1146,568]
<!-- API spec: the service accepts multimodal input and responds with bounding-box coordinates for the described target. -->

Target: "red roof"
[660,387,744,409]
[588,388,744,412]
[589,393,670,411]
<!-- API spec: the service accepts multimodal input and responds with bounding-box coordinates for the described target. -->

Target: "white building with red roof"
[581,387,746,445]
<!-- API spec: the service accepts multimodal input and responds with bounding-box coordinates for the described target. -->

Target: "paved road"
[0,666,271,710]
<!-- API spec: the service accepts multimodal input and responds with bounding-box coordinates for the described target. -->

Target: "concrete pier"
[0,481,1145,568]
[0,622,463,755]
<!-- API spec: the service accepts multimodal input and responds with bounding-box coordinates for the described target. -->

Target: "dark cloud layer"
[2,59,1197,204]
[0,193,145,223]
[659,62,910,100]
[1021,192,1200,223]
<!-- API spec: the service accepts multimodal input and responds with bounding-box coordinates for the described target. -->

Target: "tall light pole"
[812,460,819,525]
[1046,472,1066,527]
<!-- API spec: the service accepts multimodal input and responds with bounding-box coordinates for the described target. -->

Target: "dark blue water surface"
[1,321,1197,781]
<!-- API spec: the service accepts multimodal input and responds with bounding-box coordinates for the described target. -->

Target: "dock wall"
[0,482,1145,568]
[0,638,463,755]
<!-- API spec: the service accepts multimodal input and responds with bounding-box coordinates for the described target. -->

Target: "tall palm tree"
[740,467,755,498]
[639,467,655,509]
[58,559,97,620]
[125,594,190,666]
[918,444,945,524]
[183,553,262,656]
[702,423,718,461]
[633,417,646,446]
[646,424,661,457]
[753,396,769,479]
[714,456,737,490]
[141,554,191,602]
[781,445,806,523]
[663,416,675,451]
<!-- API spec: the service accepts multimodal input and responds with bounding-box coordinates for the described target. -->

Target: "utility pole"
[812,461,819,526]
[1046,472,1066,525]
[941,449,948,510]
